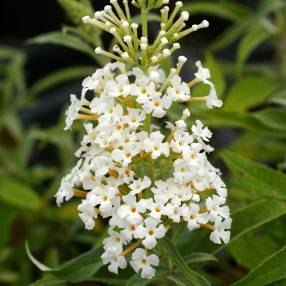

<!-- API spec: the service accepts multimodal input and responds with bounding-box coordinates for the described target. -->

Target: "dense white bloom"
[130,248,159,279]
[56,0,230,280]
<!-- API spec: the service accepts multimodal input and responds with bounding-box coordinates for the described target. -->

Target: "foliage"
[1,0,286,285]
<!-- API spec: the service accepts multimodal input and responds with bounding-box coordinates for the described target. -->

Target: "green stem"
[141,6,148,39]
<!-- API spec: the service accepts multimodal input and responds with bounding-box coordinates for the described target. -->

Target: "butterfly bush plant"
[55,0,231,280]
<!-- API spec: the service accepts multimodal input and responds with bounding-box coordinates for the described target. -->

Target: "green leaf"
[125,267,168,286]
[269,90,286,106]
[160,238,204,286]
[0,204,18,249]
[232,244,286,286]
[0,175,42,209]
[184,2,250,21]
[228,131,286,162]
[237,26,270,66]
[52,246,103,282]
[90,277,128,285]
[221,151,286,198]
[57,0,94,25]
[28,32,96,59]
[182,109,286,138]
[176,198,286,261]
[184,252,218,265]
[28,65,95,98]
[222,200,286,252]
[125,274,150,286]
[29,274,65,286]
[26,242,51,272]
[210,16,256,51]
[253,108,286,131]
[228,232,280,270]
[167,275,188,286]
[223,76,278,111]
[209,0,284,51]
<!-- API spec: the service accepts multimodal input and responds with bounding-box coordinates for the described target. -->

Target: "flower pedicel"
[56,0,231,279]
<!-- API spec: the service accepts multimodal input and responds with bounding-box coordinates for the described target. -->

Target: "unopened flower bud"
[181,11,189,21]
[179,56,187,64]
[163,49,171,57]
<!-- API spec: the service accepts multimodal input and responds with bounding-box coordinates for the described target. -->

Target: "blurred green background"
[0,0,286,285]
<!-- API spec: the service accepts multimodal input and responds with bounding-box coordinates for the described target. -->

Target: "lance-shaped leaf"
[28,32,96,59]
[27,243,103,283]
[0,175,42,209]
[221,151,286,197]
[223,76,278,112]
[28,65,95,98]
[160,238,207,286]
[232,244,286,286]
[184,2,250,21]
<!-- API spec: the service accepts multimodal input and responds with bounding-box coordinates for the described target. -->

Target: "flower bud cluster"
[56,0,230,280]
[83,0,208,69]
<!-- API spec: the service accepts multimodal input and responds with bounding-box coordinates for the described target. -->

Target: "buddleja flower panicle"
[56,0,230,279]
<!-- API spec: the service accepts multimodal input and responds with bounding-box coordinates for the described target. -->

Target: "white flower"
[58,0,232,278]
[173,158,193,184]
[167,74,190,101]
[64,94,83,130]
[104,74,131,98]
[194,61,223,109]
[55,159,82,206]
[135,217,166,249]
[143,93,172,118]
[123,108,146,130]
[143,131,169,159]
[91,154,114,177]
[164,202,184,223]
[90,96,114,115]
[191,120,212,142]
[133,79,156,104]
[103,228,129,250]
[210,217,232,244]
[183,203,208,231]
[206,86,223,109]
[117,195,146,224]
[120,221,141,241]
[111,144,140,167]
[86,187,118,217]
[130,248,159,279]
[206,195,230,222]
[129,176,152,195]
[77,199,98,230]
[170,130,193,154]
[195,61,211,83]
[101,246,127,274]
[147,197,168,220]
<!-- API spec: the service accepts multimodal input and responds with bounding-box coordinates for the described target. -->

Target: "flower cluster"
[56,0,231,280]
